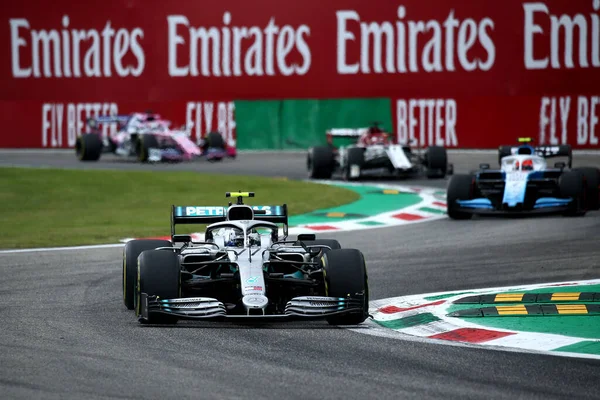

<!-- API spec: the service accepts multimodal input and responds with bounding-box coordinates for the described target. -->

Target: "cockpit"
[206,223,277,249]
[501,156,546,172]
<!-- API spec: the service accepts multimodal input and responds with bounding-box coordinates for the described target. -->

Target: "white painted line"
[0,243,124,254]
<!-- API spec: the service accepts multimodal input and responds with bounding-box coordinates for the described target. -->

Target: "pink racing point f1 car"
[75,112,236,163]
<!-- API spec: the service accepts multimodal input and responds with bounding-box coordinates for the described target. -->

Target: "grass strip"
[0,167,359,248]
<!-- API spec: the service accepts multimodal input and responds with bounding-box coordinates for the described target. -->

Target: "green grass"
[0,167,359,249]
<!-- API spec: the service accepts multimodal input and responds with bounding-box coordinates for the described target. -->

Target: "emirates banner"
[1,0,599,148]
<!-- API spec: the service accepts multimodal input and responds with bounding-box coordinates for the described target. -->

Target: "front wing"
[138,293,365,322]
[455,197,572,215]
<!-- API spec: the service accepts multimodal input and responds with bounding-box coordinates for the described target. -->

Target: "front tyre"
[308,146,335,179]
[123,239,172,310]
[559,170,587,217]
[343,147,364,181]
[572,167,600,211]
[447,174,474,220]
[76,133,103,161]
[136,134,159,162]
[136,250,181,324]
[425,146,447,179]
[322,249,369,325]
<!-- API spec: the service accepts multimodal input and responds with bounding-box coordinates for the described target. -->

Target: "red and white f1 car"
[75,112,236,163]
[307,123,452,180]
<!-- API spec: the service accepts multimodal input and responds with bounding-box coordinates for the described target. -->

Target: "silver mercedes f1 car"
[122,192,369,325]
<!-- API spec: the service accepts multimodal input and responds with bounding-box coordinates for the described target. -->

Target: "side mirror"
[297,234,316,241]
[479,163,490,170]
[172,234,192,243]
[554,162,566,169]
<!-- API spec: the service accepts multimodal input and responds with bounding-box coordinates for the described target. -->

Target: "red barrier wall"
[1,0,599,148]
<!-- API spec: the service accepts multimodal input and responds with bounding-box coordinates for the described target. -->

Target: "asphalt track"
[1,150,600,399]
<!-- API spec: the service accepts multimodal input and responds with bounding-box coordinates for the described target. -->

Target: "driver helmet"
[521,158,534,171]
[367,134,388,145]
[248,229,261,246]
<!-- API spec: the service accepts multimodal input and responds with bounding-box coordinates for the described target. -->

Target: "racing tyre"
[447,174,474,220]
[321,249,369,325]
[498,146,512,165]
[136,134,159,162]
[308,146,335,179]
[558,145,573,168]
[123,239,172,310]
[572,167,600,211]
[76,133,103,161]
[205,131,225,149]
[425,146,447,179]
[296,239,341,254]
[136,250,181,324]
[559,170,587,217]
[343,147,364,181]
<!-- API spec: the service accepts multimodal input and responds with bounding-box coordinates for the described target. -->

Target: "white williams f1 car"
[447,139,600,219]
[122,192,369,325]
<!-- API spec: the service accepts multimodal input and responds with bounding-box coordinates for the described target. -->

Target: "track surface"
[1,151,600,399]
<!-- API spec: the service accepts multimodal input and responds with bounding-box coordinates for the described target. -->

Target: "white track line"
[0,243,124,254]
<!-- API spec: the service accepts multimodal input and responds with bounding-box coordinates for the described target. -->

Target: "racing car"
[75,112,236,162]
[307,122,452,181]
[122,192,369,325]
[447,138,600,219]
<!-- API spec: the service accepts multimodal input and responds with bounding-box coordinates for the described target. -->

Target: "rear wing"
[170,204,289,239]
[86,115,130,130]
[326,128,369,137]
[90,115,131,124]
[504,144,572,167]
[325,128,367,145]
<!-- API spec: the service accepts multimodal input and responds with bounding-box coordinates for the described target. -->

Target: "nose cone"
[242,295,269,314]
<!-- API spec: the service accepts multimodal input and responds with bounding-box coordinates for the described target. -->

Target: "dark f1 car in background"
[76,112,236,163]
[447,138,600,219]
[307,123,453,181]
[122,192,369,325]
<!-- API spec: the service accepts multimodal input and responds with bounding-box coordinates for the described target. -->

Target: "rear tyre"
[498,146,512,165]
[296,239,341,254]
[343,147,365,181]
[572,167,600,211]
[136,250,181,324]
[322,249,369,325]
[123,239,172,310]
[447,174,474,220]
[308,146,335,179]
[76,133,103,161]
[136,134,159,162]
[425,146,447,179]
[557,145,573,168]
[559,170,586,217]
[205,131,225,149]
